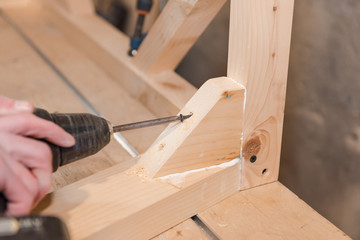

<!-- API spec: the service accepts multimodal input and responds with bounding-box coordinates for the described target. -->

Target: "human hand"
[0,96,75,216]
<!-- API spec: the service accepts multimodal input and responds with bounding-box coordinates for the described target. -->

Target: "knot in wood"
[243,137,261,161]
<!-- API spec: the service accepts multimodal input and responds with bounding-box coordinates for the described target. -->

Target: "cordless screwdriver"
[0,108,192,215]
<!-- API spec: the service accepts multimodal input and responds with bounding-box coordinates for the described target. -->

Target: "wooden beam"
[0,16,131,191]
[2,2,165,154]
[198,182,350,239]
[136,77,244,178]
[227,0,294,188]
[132,0,226,74]
[37,77,245,239]
[54,0,94,15]
[43,0,197,116]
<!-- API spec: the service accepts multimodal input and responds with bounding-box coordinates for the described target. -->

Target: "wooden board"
[132,0,226,74]
[227,0,294,189]
[198,181,350,239]
[0,16,125,191]
[44,0,197,117]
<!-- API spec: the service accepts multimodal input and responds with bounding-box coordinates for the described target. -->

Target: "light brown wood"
[227,0,294,189]
[39,155,239,239]
[0,7,207,238]
[136,77,245,178]
[45,0,197,117]
[0,0,28,8]
[198,181,350,240]
[35,77,244,239]
[132,0,226,74]
[54,0,94,15]
[3,1,165,155]
[152,219,208,240]
[0,15,126,191]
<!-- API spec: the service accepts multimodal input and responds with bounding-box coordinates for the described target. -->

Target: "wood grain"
[199,181,350,240]
[136,77,245,178]
[3,2,164,155]
[227,0,294,188]
[45,0,197,117]
[0,16,125,191]
[132,0,226,74]
[54,0,94,15]
[153,219,208,240]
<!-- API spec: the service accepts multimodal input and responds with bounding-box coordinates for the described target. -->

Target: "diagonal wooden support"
[136,77,244,178]
[38,77,245,239]
[132,0,226,74]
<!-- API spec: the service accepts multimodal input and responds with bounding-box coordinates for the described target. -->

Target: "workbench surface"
[0,1,350,239]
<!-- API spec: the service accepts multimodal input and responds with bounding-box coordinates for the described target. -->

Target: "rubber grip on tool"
[33,108,111,171]
[0,193,6,215]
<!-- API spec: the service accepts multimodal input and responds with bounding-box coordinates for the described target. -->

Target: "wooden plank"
[227,0,294,188]
[198,181,350,239]
[36,77,244,239]
[153,219,208,240]
[37,155,239,239]
[0,0,28,8]
[132,0,226,74]
[136,77,244,178]
[54,0,94,15]
[2,2,165,155]
[44,0,197,117]
[0,16,129,191]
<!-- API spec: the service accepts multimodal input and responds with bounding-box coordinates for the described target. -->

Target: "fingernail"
[64,136,76,147]
[14,100,33,112]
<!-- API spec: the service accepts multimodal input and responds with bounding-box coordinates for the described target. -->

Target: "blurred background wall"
[94,0,359,238]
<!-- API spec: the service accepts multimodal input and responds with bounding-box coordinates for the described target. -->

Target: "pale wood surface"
[0,16,126,191]
[0,6,207,238]
[3,1,165,155]
[37,76,244,239]
[135,77,244,178]
[0,0,28,8]
[132,0,226,74]
[38,158,239,239]
[227,0,294,189]
[153,219,208,240]
[54,0,94,15]
[199,181,350,240]
[45,0,197,117]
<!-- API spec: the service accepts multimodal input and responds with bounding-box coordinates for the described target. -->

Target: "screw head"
[250,155,257,163]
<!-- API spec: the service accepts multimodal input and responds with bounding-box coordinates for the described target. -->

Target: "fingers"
[0,96,33,115]
[0,133,52,199]
[0,113,75,147]
[0,150,34,216]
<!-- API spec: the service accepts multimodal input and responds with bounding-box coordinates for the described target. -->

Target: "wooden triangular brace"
[134,77,245,179]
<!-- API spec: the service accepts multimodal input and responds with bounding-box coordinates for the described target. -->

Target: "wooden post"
[132,0,226,74]
[227,0,294,189]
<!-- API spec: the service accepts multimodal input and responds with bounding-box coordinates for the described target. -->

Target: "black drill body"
[34,108,111,172]
[0,108,192,216]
